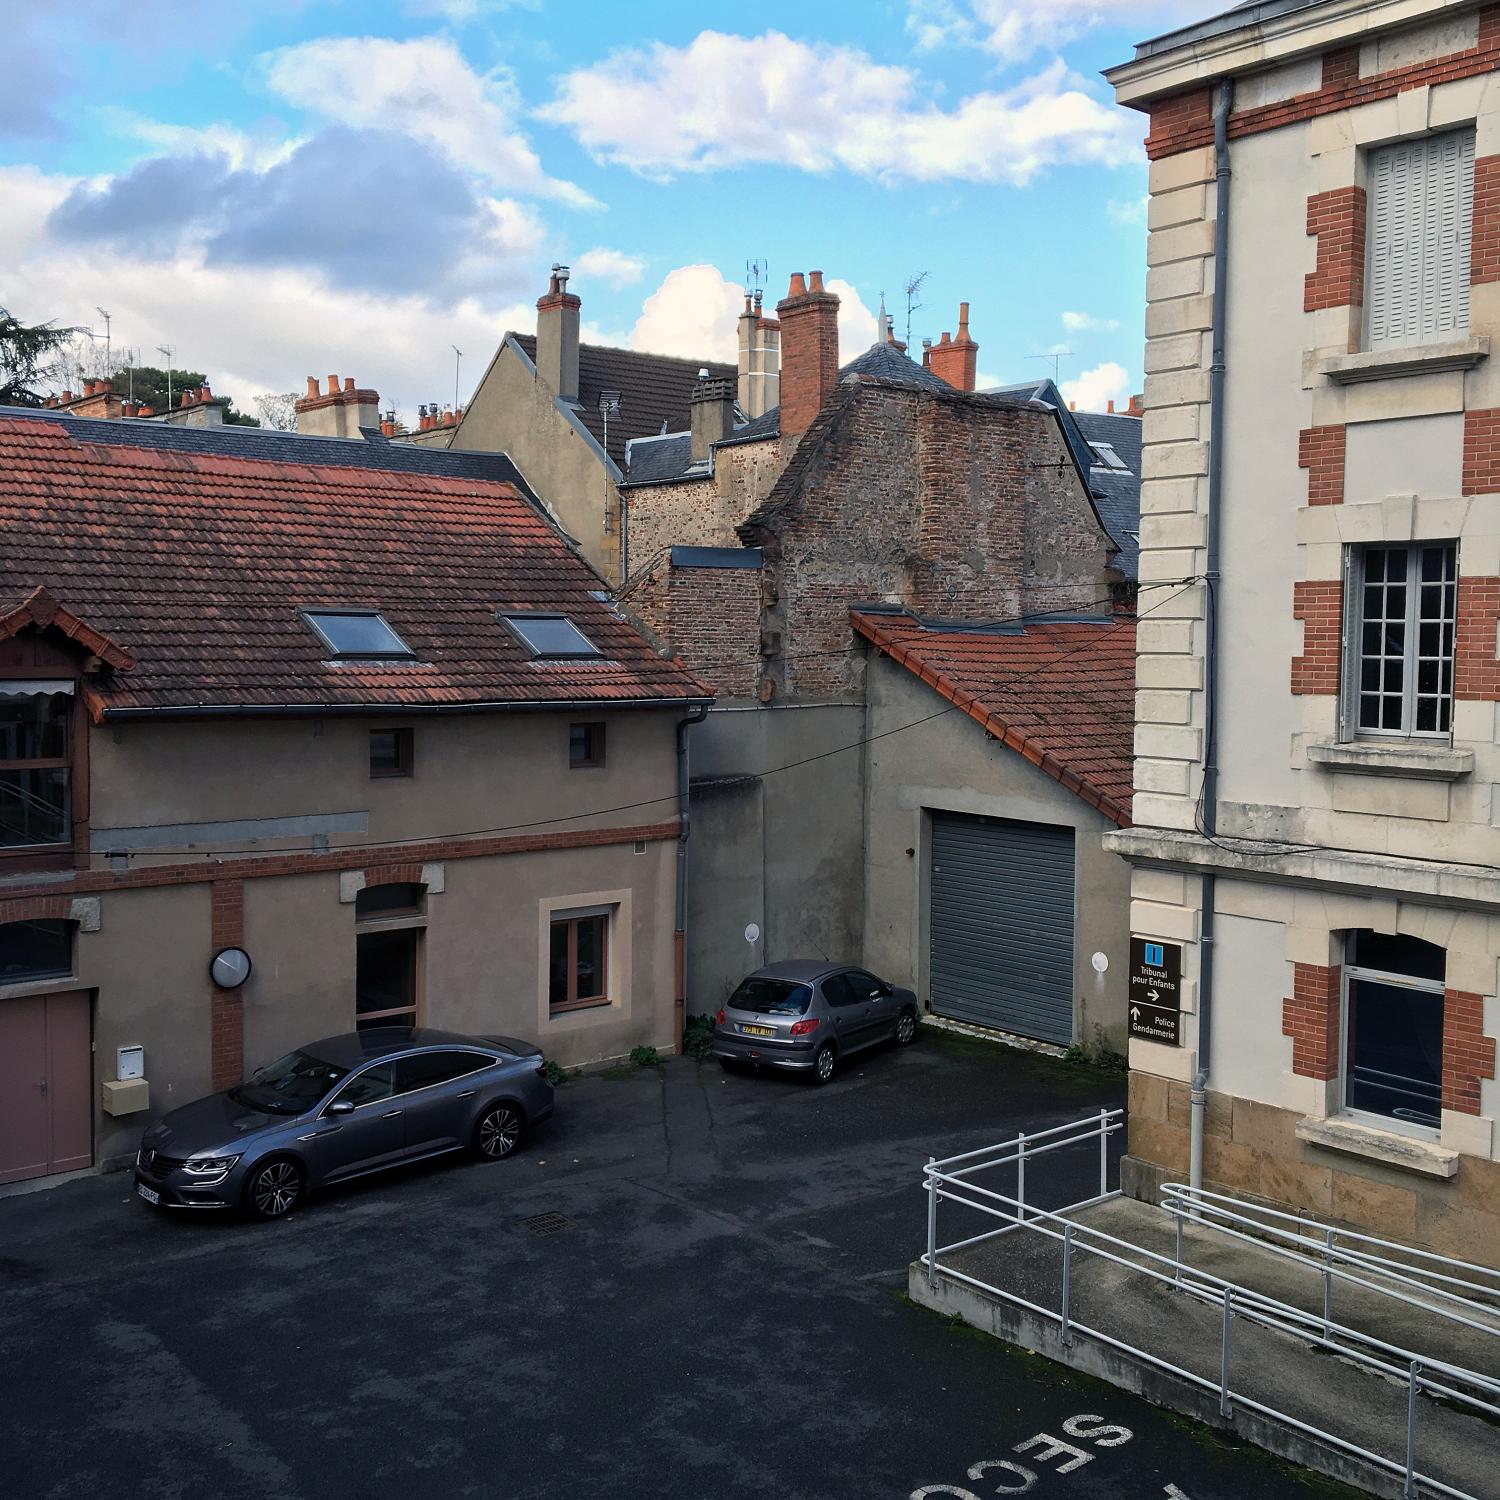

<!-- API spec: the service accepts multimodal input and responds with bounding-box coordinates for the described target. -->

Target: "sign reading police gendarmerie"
[1128,937,1182,1045]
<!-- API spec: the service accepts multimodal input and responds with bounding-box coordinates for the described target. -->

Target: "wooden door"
[0,990,91,1184]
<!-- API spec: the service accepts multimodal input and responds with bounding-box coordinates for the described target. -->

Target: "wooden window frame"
[0,670,86,873]
[549,910,611,1014]
[354,912,425,1029]
[369,727,414,780]
[569,721,606,769]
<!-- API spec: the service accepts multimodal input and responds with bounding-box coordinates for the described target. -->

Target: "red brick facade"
[1454,574,1500,700]
[1304,187,1367,312]
[1462,408,1500,494]
[776,272,841,439]
[1291,579,1343,696]
[362,862,426,888]
[1443,988,1498,1115]
[1298,425,1346,507]
[0,894,74,925]
[1283,962,1342,1080]
[209,879,244,1091]
[1144,10,1500,159]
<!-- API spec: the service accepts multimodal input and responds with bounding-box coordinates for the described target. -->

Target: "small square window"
[370,728,414,778]
[302,610,414,660]
[569,722,605,768]
[356,883,426,920]
[0,918,74,985]
[501,613,602,660]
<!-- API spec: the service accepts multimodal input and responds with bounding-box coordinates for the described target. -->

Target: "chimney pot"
[181,391,194,407]
[139,403,153,417]
[808,270,825,293]
[343,377,355,393]
[787,271,807,298]
[927,303,980,393]
[957,302,970,338]
[62,390,73,404]
[1107,399,1115,413]
[327,375,340,396]
[1069,401,1077,411]
[305,377,319,398]
[199,385,212,402]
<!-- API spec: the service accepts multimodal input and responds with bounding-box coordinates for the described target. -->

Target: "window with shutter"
[1366,129,1475,351]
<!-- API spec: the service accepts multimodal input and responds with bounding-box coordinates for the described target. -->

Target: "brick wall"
[1298,425,1346,506]
[1472,155,1500,284]
[1455,574,1500,700]
[776,277,840,439]
[1291,579,1343,696]
[1462,408,1500,494]
[1283,961,1342,1079]
[209,879,244,1091]
[1144,87,1212,159]
[1443,989,1498,1115]
[1305,187,1367,311]
[0,894,74,924]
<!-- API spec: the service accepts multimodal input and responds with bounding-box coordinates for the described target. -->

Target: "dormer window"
[501,613,602,660]
[301,610,415,660]
[0,681,72,849]
[1089,441,1128,471]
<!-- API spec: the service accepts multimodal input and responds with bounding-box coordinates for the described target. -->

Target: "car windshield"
[729,978,813,1016]
[233,1050,348,1114]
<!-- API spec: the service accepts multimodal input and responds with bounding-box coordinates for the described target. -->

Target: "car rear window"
[729,978,812,1015]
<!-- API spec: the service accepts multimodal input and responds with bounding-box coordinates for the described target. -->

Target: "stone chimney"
[736,289,780,420]
[160,385,226,427]
[928,303,978,393]
[776,269,840,439]
[57,379,123,421]
[294,373,380,437]
[690,373,736,462]
[535,263,580,404]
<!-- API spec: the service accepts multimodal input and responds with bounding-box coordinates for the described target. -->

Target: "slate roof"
[510,334,735,470]
[1134,0,1326,60]
[840,341,949,390]
[622,431,696,486]
[851,608,1136,826]
[0,415,708,718]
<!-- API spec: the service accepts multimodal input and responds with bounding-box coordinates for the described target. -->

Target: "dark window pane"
[0,768,69,846]
[356,883,424,919]
[1362,623,1382,656]
[502,614,601,659]
[1346,979,1443,1127]
[400,1051,485,1092]
[304,611,413,658]
[1350,931,1446,981]
[1382,659,1403,692]
[369,728,412,777]
[569,722,604,767]
[549,921,569,1007]
[1366,550,1387,583]
[356,928,417,1021]
[337,1062,397,1107]
[1381,696,1403,729]
[1386,550,1408,581]
[575,915,606,1000]
[823,974,857,1008]
[726,978,812,1015]
[0,918,73,984]
[845,971,884,1002]
[1360,659,1380,690]
[0,689,70,760]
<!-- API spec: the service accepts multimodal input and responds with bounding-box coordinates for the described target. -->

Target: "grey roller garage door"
[929,811,1075,1045]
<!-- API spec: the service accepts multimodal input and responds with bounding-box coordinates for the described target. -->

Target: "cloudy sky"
[3,0,1202,423]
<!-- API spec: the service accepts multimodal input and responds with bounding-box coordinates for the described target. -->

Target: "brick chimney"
[927,303,978,393]
[776,269,840,439]
[737,289,780,419]
[294,372,380,437]
[58,380,124,421]
[690,372,736,462]
[535,263,580,404]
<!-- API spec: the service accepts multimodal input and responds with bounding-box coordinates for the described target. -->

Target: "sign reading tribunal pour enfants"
[1128,936,1182,1045]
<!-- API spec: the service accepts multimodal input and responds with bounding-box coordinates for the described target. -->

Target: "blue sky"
[2,0,1202,422]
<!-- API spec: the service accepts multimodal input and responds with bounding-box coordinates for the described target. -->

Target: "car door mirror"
[878,983,894,997]
[327,1098,355,1116]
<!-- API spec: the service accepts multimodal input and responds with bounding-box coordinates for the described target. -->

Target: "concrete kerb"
[919,1013,1070,1059]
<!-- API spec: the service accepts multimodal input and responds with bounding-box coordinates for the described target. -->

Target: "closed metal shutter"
[929,812,1075,1045]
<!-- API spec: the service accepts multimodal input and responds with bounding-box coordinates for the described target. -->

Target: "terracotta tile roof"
[851,609,1136,826]
[0,416,708,718]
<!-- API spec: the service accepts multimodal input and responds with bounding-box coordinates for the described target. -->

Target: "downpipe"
[1191,78,1232,1195]
[674,703,709,1048]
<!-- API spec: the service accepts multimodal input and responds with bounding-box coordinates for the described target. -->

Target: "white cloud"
[541,33,1140,188]
[405,0,538,20]
[102,110,302,173]
[1061,310,1120,333]
[1061,360,1130,412]
[908,0,1203,65]
[574,247,647,289]
[262,35,597,207]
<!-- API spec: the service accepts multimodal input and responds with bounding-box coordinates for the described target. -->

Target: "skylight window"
[501,612,602,660]
[1089,441,1128,472]
[302,610,414,660]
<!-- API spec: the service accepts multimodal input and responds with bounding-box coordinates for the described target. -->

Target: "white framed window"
[1340,542,1456,740]
[1340,931,1445,1135]
[1366,129,1475,351]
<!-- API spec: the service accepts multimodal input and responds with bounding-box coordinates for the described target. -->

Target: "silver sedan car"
[711,961,919,1083]
[133,1027,555,1220]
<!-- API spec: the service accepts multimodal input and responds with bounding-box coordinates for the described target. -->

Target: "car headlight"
[183,1155,241,1181]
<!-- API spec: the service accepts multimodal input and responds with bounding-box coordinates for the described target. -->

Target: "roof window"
[1089,441,1128,472]
[501,612,602,660]
[302,610,415,660]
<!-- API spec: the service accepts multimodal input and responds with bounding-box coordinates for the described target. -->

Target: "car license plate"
[136,1183,160,1206]
[741,1024,775,1037]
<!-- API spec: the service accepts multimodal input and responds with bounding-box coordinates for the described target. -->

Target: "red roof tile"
[851,609,1136,826]
[0,417,706,717]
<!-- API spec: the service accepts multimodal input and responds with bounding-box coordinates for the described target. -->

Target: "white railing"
[921,1112,1500,1500]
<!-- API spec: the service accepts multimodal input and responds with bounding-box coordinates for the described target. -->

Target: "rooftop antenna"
[95,307,112,377]
[1026,348,1071,384]
[902,270,929,348]
[156,344,175,410]
[451,345,463,412]
[746,258,768,298]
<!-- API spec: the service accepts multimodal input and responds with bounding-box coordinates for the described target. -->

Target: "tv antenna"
[156,344,176,410]
[95,308,112,376]
[746,258,768,298]
[1026,349,1071,383]
[451,346,463,412]
[902,271,929,348]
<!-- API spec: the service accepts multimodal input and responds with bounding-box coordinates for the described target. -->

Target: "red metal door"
[0,990,91,1184]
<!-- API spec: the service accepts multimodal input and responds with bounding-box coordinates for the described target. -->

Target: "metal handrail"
[921,1114,1500,1500]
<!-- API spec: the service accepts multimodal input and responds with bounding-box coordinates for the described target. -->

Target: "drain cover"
[519,1211,574,1236]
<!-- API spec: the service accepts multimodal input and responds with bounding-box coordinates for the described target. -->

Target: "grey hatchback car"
[133,1027,554,1220]
[711,961,918,1083]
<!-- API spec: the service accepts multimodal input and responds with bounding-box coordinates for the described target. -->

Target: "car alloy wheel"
[248,1160,302,1219]
[813,1044,836,1085]
[895,1009,917,1046]
[477,1104,521,1160]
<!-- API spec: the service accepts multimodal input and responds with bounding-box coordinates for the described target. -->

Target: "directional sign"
[1129,937,1182,1045]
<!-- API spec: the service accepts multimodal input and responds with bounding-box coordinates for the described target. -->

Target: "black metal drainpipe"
[675,703,710,1048]
[1191,77,1233,1195]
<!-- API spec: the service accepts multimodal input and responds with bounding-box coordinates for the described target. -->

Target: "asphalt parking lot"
[2,1028,1347,1500]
